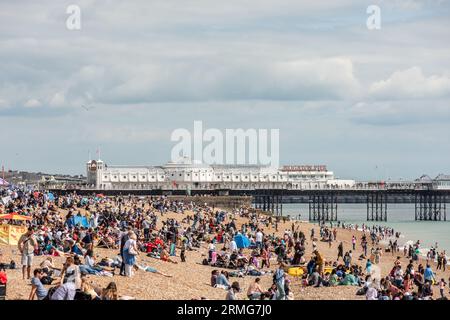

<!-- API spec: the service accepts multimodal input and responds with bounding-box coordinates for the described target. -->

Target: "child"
[180,247,186,262]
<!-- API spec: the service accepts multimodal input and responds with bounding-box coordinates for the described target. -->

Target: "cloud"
[0,0,449,179]
[0,99,9,110]
[24,98,42,108]
[104,57,361,103]
[349,100,450,126]
[369,67,450,99]
[49,92,66,107]
[75,124,169,143]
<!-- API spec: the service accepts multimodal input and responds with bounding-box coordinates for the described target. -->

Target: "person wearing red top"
[0,268,7,285]
[0,266,7,300]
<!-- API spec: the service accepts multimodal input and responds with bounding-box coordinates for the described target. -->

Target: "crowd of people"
[0,185,449,300]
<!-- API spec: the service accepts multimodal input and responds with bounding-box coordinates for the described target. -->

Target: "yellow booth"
[0,213,31,245]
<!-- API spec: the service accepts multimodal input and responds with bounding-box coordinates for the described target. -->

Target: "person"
[366,282,378,300]
[274,262,286,300]
[255,229,263,249]
[229,238,237,252]
[337,242,344,261]
[161,246,178,264]
[142,218,151,242]
[80,249,99,275]
[40,257,55,276]
[50,282,77,300]
[366,259,373,275]
[17,227,38,280]
[211,270,219,287]
[208,240,216,262]
[424,264,436,284]
[119,228,132,276]
[226,281,240,300]
[216,271,231,289]
[123,232,139,277]
[29,268,48,300]
[81,228,94,250]
[261,246,270,269]
[60,256,81,289]
[439,278,447,299]
[247,278,264,300]
[79,276,100,300]
[314,250,324,275]
[101,282,118,300]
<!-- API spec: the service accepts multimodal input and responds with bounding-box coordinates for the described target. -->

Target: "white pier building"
[86,157,355,191]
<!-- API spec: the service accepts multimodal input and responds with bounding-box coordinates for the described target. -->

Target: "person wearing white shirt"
[255,230,263,249]
[230,239,237,252]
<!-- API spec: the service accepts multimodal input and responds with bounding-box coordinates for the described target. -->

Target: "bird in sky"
[81,104,95,111]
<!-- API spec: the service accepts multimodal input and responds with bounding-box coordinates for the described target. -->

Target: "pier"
[50,182,450,221]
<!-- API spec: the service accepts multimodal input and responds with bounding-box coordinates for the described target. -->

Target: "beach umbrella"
[0,213,32,221]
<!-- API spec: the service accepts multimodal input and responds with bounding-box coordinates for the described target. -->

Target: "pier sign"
[281,165,327,172]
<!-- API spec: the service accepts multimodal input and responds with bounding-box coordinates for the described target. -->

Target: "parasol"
[0,213,32,221]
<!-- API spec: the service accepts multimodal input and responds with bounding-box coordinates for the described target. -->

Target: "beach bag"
[128,246,138,256]
[43,286,58,300]
[356,287,367,295]
[41,276,54,285]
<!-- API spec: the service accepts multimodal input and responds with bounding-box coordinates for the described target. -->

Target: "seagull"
[81,104,95,111]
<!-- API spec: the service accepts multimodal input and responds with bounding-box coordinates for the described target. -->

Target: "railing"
[48,181,441,192]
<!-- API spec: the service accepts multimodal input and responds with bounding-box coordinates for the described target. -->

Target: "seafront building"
[86,157,355,191]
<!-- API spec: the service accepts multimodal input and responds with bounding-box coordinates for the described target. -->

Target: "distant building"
[434,174,450,190]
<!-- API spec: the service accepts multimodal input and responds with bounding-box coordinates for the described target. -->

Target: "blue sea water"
[280,203,450,252]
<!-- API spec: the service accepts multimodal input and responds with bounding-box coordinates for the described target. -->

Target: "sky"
[0,0,450,180]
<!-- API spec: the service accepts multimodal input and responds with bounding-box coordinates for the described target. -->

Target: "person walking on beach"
[337,242,344,261]
[18,227,38,280]
[424,264,436,285]
[361,238,368,257]
[119,228,132,276]
[352,235,356,251]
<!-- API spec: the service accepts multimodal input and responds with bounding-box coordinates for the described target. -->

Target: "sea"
[280,203,450,254]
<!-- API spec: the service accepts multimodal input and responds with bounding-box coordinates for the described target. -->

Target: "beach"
[1,201,449,300]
